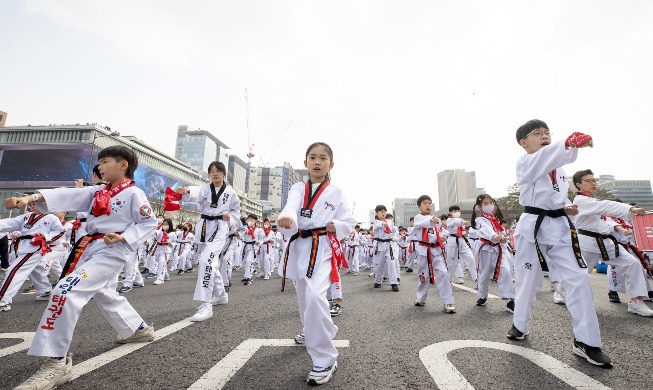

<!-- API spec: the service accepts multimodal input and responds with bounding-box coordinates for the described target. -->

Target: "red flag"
[164,187,182,211]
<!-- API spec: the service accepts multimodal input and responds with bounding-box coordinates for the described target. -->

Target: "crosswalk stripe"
[452,284,499,298]
[0,332,35,358]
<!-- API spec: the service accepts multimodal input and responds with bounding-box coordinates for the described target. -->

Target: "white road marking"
[419,340,611,390]
[188,339,350,390]
[452,284,499,298]
[70,317,195,380]
[0,332,35,358]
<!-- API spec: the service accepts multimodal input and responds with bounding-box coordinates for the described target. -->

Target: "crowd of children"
[2,129,653,389]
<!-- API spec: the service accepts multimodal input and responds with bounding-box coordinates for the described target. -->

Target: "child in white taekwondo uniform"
[257,218,275,280]
[411,196,455,313]
[372,205,400,292]
[175,223,195,275]
[405,217,416,272]
[0,204,64,310]
[345,225,361,275]
[7,145,158,389]
[152,218,176,285]
[41,212,72,279]
[277,142,356,386]
[603,205,653,303]
[219,219,241,289]
[570,170,653,316]
[507,120,613,368]
[471,194,515,313]
[173,161,240,322]
[397,227,409,270]
[118,242,145,293]
[445,206,478,285]
[240,215,259,285]
[386,214,401,283]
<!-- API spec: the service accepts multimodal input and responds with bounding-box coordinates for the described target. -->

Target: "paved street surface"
[2,267,652,389]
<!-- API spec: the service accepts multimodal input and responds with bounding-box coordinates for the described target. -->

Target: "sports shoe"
[0,301,10,312]
[368,272,375,277]
[185,268,194,272]
[177,269,184,275]
[152,279,164,285]
[307,362,337,385]
[476,298,487,306]
[373,283,381,288]
[397,278,401,285]
[294,332,305,345]
[263,275,270,280]
[572,339,613,367]
[116,324,155,344]
[241,277,248,282]
[211,291,229,305]
[191,302,213,322]
[21,285,37,294]
[133,283,144,288]
[506,299,515,313]
[646,291,653,302]
[145,273,155,279]
[627,299,653,317]
[405,268,413,273]
[15,354,73,390]
[414,300,425,306]
[391,284,399,292]
[443,304,456,313]
[118,286,132,293]
[35,292,51,301]
[329,303,341,317]
[507,324,528,340]
[243,279,252,285]
[351,272,360,276]
[608,291,621,303]
[553,290,566,305]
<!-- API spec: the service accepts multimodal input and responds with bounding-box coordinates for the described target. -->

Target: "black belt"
[374,238,392,242]
[374,238,394,259]
[199,214,221,242]
[578,229,619,261]
[281,227,328,292]
[523,206,586,271]
[79,218,87,222]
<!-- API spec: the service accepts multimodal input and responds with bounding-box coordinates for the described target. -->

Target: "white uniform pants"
[406,244,416,270]
[476,249,514,300]
[242,244,256,279]
[374,248,398,285]
[446,240,478,283]
[122,251,144,287]
[154,246,171,282]
[176,244,192,271]
[583,249,648,299]
[415,252,453,304]
[145,252,155,274]
[28,245,144,357]
[326,280,342,301]
[258,246,271,277]
[193,239,227,303]
[513,236,602,347]
[294,256,339,368]
[232,242,243,268]
[0,251,48,302]
[347,246,359,273]
[220,239,238,286]
[43,249,66,278]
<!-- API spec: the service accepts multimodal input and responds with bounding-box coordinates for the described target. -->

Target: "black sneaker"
[329,303,341,317]
[391,284,399,292]
[608,291,621,303]
[241,278,248,282]
[573,339,613,368]
[476,298,487,306]
[373,283,381,288]
[177,269,184,275]
[507,324,528,340]
[118,286,132,293]
[383,277,388,281]
[185,268,193,272]
[405,268,413,273]
[244,279,252,285]
[506,299,515,313]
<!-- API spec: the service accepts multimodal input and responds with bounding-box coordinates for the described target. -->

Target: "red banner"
[632,214,653,251]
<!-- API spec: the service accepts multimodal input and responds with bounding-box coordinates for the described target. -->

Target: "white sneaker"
[14,353,73,390]
[152,279,164,285]
[35,292,51,301]
[210,291,229,305]
[263,275,270,280]
[553,290,566,305]
[0,301,11,312]
[307,361,337,385]
[294,332,305,345]
[444,304,456,313]
[116,324,155,344]
[191,303,213,322]
[627,300,653,317]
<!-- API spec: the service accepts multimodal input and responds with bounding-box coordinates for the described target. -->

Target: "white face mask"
[452,212,461,218]
[162,225,169,231]
[482,205,495,214]
[247,221,255,227]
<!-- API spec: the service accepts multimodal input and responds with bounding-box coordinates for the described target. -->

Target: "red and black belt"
[416,240,441,284]
[621,243,653,277]
[479,238,503,282]
[60,232,122,280]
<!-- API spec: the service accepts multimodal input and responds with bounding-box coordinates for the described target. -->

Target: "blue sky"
[2,0,652,222]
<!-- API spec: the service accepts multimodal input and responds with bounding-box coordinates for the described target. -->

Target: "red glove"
[565,132,593,149]
[163,187,182,211]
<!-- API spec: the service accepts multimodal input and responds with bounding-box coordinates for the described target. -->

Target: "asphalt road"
[2,266,652,389]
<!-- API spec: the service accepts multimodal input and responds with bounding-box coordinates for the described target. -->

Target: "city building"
[0,124,263,220]
[597,174,653,209]
[247,163,304,217]
[296,169,310,183]
[227,154,248,194]
[174,125,230,178]
[0,110,7,127]
[437,169,484,211]
[392,198,420,228]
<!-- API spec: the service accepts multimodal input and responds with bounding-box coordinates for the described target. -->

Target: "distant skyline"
[2,0,652,223]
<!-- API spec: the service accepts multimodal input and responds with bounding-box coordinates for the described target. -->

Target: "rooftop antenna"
[245,89,255,194]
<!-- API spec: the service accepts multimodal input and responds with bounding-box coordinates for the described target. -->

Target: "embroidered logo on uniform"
[139,205,152,217]
[111,199,124,213]
[525,262,532,270]
[75,268,88,278]
[323,201,335,211]
[419,274,426,283]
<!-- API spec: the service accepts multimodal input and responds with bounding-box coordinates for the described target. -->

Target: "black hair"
[516,119,549,144]
[386,213,393,219]
[409,217,414,221]
[92,164,101,180]
[176,224,184,230]
[629,202,638,207]
[572,169,594,191]
[98,145,138,179]
[440,214,449,221]
[417,195,432,207]
[375,205,387,213]
[240,216,247,225]
[613,198,622,203]
[471,194,506,229]
[162,218,174,231]
[305,142,333,181]
[247,214,258,221]
[272,225,278,230]
[355,224,360,229]
[399,226,407,232]
[449,205,461,212]
[208,161,227,175]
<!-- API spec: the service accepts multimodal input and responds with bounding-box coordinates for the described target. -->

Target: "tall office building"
[174,125,229,178]
[247,162,304,217]
[227,155,248,194]
[597,174,653,208]
[392,198,420,227]
[437,169,484,210]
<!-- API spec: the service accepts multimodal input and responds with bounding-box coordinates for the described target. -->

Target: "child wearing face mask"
[152,218,176,285]
[471,194,515,313]
[257,219,275,280]
[241,215,259,285]
[445,206,478,285]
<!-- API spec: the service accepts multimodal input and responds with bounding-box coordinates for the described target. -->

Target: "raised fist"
[565,132,593,149]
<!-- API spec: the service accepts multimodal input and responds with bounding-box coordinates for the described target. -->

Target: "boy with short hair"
[372,205,399,291]
[7,145,158,389]
[445,206,478,285]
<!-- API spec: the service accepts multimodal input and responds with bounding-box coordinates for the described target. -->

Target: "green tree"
[496,183,523,225]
